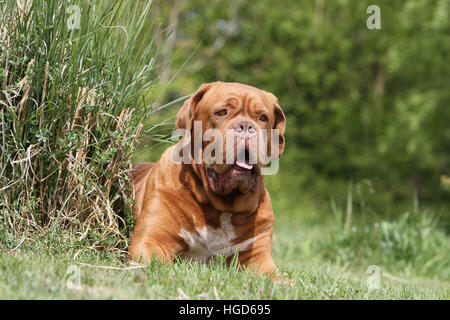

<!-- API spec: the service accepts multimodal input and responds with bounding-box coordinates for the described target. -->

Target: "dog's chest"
[178,212,255,262]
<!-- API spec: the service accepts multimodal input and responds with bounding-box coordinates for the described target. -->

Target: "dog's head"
[176,82,285,199]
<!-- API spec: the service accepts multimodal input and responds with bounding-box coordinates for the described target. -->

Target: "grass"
[0,207,448,299]
[0,0,160,249]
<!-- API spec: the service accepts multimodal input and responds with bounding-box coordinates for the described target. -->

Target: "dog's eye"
[259,114,268,122]
[215,109,228,117]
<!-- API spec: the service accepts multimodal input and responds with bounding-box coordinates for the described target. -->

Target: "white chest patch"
[178,212,256,262]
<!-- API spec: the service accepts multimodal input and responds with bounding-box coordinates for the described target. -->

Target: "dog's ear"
[175,83,215,130]
[175,98,191,130]
[267,92,286,159]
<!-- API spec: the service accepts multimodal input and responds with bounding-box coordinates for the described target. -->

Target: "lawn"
[1,208,448,299]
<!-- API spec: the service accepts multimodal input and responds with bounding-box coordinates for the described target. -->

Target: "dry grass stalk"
[1,0,158,251]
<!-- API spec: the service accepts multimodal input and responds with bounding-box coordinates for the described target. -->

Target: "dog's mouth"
[206,149,259,194]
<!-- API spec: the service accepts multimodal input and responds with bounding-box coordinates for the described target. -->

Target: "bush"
[0,0,159,250]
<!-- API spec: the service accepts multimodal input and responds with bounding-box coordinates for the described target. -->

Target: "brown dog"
[128,82,286,280]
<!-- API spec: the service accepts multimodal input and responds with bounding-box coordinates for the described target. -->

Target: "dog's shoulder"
[130,162,154,182]
[130,146,187,217]
[130,162,155,218]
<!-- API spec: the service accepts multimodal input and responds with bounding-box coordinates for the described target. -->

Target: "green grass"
[0,0,160,249]
[1,208,448,299]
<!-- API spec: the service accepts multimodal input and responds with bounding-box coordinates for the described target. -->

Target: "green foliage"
[0,0,160,249]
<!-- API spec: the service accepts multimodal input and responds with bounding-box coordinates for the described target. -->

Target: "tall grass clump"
[319,201,450,278]
[0,0,160,250]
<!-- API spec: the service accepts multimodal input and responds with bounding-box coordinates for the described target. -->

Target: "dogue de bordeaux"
[128,81,287,281]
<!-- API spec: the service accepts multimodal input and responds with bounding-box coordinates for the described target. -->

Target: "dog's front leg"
[239,249,278,278]
[128,236,180,264]
[238,239,291,284]
[128,199,184,264]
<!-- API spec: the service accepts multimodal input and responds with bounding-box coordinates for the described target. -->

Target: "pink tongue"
[236,161,253,170]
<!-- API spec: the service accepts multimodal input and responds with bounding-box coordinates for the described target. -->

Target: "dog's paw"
[272,273,294,286]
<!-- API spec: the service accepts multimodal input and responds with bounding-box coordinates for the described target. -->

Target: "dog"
[128,81,286,280]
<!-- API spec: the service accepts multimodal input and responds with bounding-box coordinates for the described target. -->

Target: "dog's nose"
[234,120,256,135]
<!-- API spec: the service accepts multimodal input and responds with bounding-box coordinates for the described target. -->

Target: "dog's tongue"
[236,161,253,170]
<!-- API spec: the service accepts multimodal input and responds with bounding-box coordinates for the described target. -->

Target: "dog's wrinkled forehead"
[199,82,271,107]
[176,82,276,129]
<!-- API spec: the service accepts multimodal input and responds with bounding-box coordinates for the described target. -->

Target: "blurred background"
[134,0,450,229]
